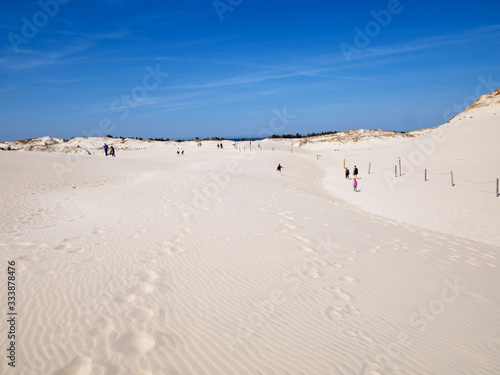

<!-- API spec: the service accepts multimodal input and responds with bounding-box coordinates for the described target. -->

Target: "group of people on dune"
[103,143,115,157]
[345,165,359,192]
[277,163,359,192]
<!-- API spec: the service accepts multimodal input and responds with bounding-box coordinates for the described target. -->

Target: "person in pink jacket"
[353,178,358,192]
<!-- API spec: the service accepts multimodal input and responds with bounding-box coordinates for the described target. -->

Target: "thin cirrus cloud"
[3,43,92,70]
[169,68,334,90]
[345,25,500,62]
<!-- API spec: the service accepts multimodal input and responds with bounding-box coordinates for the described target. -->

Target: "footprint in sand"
[295,235,311,243]
[312,258,328,266]
[18,253,42,261]
[137,270,159,282]
[481,253,496,259]
[89,319,115,337]
[324,306,343,320]
[14,241,35,247]
[63,236,84,243]
[300,267,322,278]
[466,257,481,267]
[325,299,360,319]
[53,356,92,375]
[324,286,351,301]
[127,307,155,321]
[154,331,183,351]
[361,360,402,375]
[130,283,154,295]
[114,294,136,303]
[160,242,185,255]
[339,275,356,283]
[300,246,315,253]
[342,329,373,346]
[113,332,155,356]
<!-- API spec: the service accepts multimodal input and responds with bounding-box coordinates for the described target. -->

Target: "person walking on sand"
[353,178,358,192]
[276,163,283,175]
[353,165,358,177]
[103,143,108,156]
[345,167,350,179]
[110,146,115,157]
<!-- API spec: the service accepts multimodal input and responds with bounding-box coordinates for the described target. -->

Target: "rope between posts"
[454,175,496,185]
[428,171,449,176]
[339,164,498,183]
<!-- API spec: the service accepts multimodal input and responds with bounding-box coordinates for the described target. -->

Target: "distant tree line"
[270,130,338,139]
[104,131,343,142]
[106,135,171,141]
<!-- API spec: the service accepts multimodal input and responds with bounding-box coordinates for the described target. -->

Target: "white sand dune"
[0,90,499,374]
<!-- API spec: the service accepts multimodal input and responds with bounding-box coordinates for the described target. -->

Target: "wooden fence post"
[497,178,499,197]
[343,159,345,169]
[425,169,427,181]
[368,162,371,175]
[395,166,397,177]
[451,171,454,187]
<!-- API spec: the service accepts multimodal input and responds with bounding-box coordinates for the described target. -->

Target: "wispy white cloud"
[57,30,130,40]
[36,79,80,84]
[168,67,333,90]
[347,24,500,62]
[1,42,91,70]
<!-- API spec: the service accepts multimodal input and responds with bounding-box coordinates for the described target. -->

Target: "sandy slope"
[305,110,500,246]
[0,131,499,374]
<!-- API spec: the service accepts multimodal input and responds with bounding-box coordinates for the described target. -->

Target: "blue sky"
[1,0,499,141]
